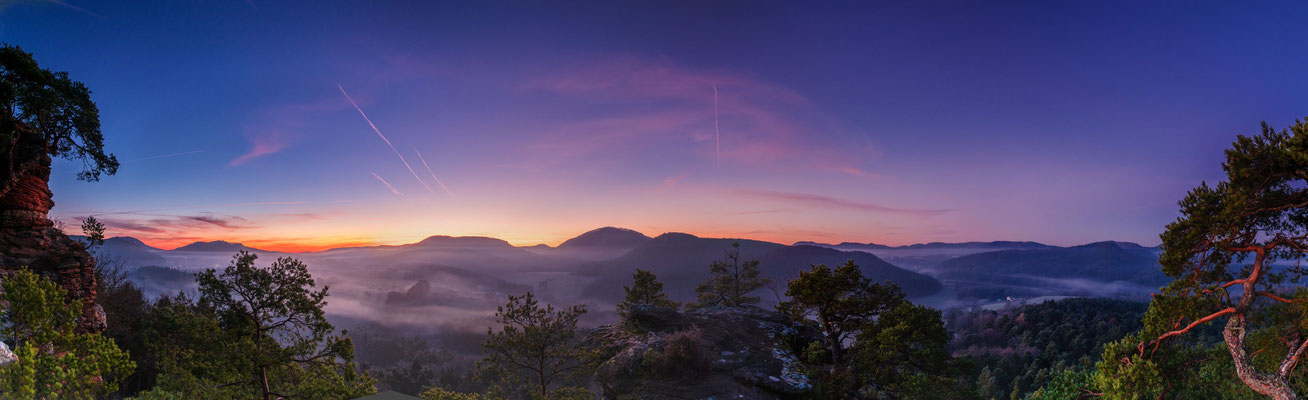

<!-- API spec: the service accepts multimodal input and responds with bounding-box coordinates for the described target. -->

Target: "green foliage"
[854,302,974,399]
[480,292,593,399]
[1028,369,1092,400]
[380,358,437,395]
[146,252,374,399]
[1140,118,1308,397]
[0,44,118,183]
[947,298,1147,399]
[422,386,496,400]
[96,259,155,395]
[778,260,902,366]
[616,269,679,322]
[0,269,134,399]
[693,242,770,308]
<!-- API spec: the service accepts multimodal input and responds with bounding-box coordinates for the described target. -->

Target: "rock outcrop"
[0,154,104,331]
[587,305,816,400]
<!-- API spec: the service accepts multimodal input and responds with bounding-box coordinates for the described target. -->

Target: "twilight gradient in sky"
[3,1,1307,251]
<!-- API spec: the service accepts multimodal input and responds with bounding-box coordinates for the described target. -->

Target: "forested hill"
[946,298,1148,400]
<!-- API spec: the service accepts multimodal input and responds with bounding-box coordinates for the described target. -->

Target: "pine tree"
[0,269,135,398]
[480,292,594,399]
[616,269,679,320]
[693,242,770,308]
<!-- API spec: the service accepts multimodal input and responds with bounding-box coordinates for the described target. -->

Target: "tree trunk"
[1225,317,1298,400]
[261,366,272,400]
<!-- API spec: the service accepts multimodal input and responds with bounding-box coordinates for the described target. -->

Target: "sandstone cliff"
[0,154,104,331]
[586,305,815,400]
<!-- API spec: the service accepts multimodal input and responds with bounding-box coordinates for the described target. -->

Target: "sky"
[2,1,1306,252]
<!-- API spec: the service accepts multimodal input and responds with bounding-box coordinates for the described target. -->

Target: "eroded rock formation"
[0,154,104,331]
[586,305,816,400]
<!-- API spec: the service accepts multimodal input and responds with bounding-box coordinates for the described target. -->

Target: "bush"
[421,386,490,400]
[648,328,712,380]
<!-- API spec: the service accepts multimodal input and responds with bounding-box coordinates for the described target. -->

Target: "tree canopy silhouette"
[0,44,118,207]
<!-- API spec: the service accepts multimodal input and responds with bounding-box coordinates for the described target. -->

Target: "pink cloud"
[514,55,879,177]
[229,133,288,166]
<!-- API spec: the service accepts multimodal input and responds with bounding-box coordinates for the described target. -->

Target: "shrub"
[421,386,490,400]
[649,328,712,380]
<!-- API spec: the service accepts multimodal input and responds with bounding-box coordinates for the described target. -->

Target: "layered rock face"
[0,155,104,331]
[587,305,816,400]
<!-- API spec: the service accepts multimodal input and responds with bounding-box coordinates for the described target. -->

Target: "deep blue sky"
[2,1,1305,250]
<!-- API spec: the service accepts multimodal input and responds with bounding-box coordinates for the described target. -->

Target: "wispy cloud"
[731,189,952,217]
[338,85,434,193]
[181,214,253,229]
[95,213,257,235]
[518,56,878,177]
[414,148,453,195]
[229,134,288,166]
[370,172,405,197]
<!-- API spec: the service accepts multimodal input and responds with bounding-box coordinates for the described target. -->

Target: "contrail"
[413,148,453,195]
[713,83,720,168]
[338,85,435,193]
[370,172,405,197]
[45,0,106,19]
[130,150,206,162]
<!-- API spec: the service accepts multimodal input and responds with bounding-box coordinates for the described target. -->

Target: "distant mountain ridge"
[795,240,1055,250]
[558,227,650,249]
[577,232,943,303]
[935,240,1166,299]
[171,240,266,253]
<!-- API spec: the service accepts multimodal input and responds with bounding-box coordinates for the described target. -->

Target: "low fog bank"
[100,231,1177,370]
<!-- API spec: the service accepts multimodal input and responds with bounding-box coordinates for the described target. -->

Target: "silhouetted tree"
[80,215,104,250]
[693,242,770,308]
[616,269,678,321]
[0,44,118,205]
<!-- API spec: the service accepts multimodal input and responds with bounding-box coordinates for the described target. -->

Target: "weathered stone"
[587,306,817,400]
[0,155,55,214]
[0,157,103,332]
[626,305,689,333]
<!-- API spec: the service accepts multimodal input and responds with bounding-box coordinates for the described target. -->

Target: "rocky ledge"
[586,305,816,400]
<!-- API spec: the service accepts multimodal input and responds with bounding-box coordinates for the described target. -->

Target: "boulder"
[587,305,818,400]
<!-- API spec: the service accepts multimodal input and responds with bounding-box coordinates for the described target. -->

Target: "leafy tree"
[1131,119,1308,400]
[381,358,437,395]
[94,256,158,395]
[148,251,375,400]
[778,261,902,366]
[616,269,679,321]
[480,292,594,399]
[0,269,134,399]
[947,298,1148,399]
[0,44,118,202]
[693,242,770,308]
[854,302,974,399]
